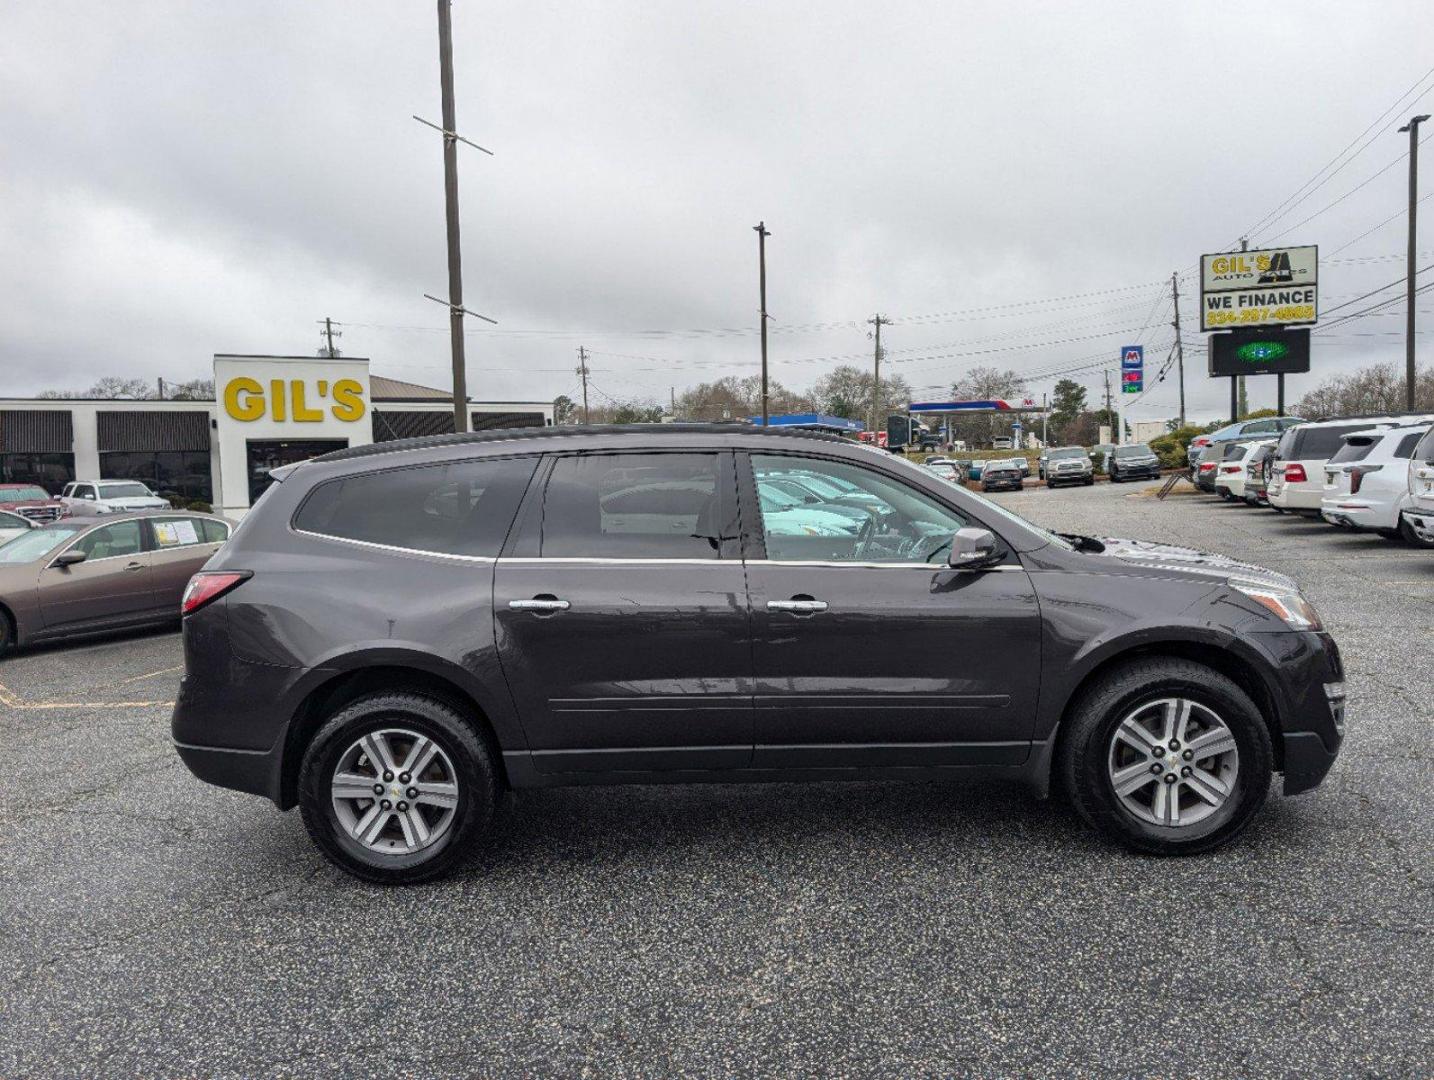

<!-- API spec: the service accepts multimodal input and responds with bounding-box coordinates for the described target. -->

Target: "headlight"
[1230,580,1322,630]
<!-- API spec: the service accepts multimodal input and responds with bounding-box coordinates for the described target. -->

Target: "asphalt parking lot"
[2,481,1431,1078]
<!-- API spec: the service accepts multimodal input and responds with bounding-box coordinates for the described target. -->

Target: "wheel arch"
[278,659,510,810]
[1049,640,1285,788]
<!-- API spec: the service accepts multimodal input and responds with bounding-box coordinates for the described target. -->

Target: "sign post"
[1118,345,1143,446]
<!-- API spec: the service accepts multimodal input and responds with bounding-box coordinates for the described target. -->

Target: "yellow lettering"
[223,377,264,421]
[290,380,323,422]
[1211,257,1229,274]
[330,378,366,422]
[271,380,287,422]
[1256,254,1271,271]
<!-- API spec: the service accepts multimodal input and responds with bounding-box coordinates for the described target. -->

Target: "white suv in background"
[1319,423,1430,540]
[1401,425,1434,547]
[1215,439,1275,501]
[1267,415,1432,515]
[59,479,171,515]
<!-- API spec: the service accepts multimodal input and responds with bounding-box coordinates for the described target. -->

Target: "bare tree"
[810,365,911,421]
[1295,362,1434,417]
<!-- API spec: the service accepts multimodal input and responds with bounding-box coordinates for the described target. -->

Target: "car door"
[493,450,754,774]
[145,515,229,610]
[37,519,154,630]
[740,451,1042,769]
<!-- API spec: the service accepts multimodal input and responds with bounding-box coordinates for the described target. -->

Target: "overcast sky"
[3,1,1432,422]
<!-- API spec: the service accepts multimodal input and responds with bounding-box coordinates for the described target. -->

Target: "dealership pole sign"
[1120,345,1143,394]
[1199,245,1318,332]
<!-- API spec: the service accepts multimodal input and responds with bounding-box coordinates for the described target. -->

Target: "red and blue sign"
[1120,345,1143,394]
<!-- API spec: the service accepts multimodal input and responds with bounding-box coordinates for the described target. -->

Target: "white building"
[0,354,553,518]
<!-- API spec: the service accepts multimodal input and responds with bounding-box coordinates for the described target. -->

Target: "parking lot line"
[0,679,172,710]
[116,664,184,685]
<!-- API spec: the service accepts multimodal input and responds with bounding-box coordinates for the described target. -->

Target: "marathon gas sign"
[1199,245,1318,332]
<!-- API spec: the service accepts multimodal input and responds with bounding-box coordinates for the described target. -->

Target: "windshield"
[1049,447,1086,459]
[1,486,51,502]
[98,482,154,499]
[0,526,82,563]
[1113,444,1153,458]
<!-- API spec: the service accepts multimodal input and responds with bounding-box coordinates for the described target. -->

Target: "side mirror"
[947,527,1000,570]
[52,550,87,568]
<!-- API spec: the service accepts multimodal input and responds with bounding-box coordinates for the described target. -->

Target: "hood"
[0,498,61,509]
[1093,536,1297,591]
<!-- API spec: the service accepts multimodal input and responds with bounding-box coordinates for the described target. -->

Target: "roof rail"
[311,422,852,464]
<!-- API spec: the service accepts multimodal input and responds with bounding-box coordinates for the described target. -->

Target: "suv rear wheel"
[1060,658,1272,855]
[298,693,498,884]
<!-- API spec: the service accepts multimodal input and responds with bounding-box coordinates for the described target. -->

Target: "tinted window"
[1413,429,1434,465]
[1296,424,1384,459]
[1394,431,1424,459]
[752,454,968,563]
[150,517,208,548]
[1243,419,1277,434]
[75,485,96,500]
[1222,443,1249,461]
[1114,444,1152,458]
[541,453,722,559]
[199,518,230,543]
[98,482,154,499]
[1329,437,1376,464]
[295,457,537,557]
[73,521,144,560]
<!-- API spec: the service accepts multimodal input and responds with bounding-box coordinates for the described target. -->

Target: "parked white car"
[1319,423,1430,538]
[1399,425,1434,547]
[1267,415,1433,515]
[1215,439,1276,501]
[0,509,36,545]
[59,480,171,515]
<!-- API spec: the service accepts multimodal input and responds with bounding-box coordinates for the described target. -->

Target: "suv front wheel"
[1060,658,1272,855]
[297,693,499,884]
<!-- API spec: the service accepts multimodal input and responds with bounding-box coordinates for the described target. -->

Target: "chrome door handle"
[123,561,145,572]
[767,599,827,613]
[508,598,571,612]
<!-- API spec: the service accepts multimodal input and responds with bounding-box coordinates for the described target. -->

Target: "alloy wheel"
[1106,697,1239,828]
[330,728,460,855]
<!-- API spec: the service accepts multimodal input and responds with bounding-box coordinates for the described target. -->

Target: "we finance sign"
[1199,245,1317,332]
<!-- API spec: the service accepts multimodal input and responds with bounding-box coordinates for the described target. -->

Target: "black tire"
[1059,658,1273,855]
[1270,505,1285,514]
[1084,476,1095,486]
[1399,517,1434,548]
[298,692,499,884]
[0,608,13,654]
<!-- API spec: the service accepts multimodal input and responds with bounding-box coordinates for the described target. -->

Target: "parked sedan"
[980,458,1025,492]
[924,459,963,484]
[0,510,232,652]
[1107,444,1161,483]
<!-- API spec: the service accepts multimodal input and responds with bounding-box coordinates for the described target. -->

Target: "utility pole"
[576,347,591,424]
[157,377,165,401]
[1103,368,1113,437]
[1171,271,1186,427]
[317,317,341,358]
[1400,113,1429,410]
[868,314,890,440]
[1041,392,1048,447]
[754,222,771,425]
[436,0,469,433]
[670,386,676,419]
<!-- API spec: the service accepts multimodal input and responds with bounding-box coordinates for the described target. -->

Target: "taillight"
[1220,465,1241,473]
[1199,462,1216,473]
[181,571,251,616]
[1348,465,1382,494]
[1283,463,1307,483]
[1192,436,1209,447]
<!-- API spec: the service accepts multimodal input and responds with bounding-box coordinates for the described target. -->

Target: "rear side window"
[199,518,230,543]
[540,453,723,559]
[1299,424,1384,459]
[1414,429,1434,465]
[150,516,208,547]
[1394,431,1424,459]
[1329,437,1376,464]
[295,457,538,557]
[1221,443,1248,461]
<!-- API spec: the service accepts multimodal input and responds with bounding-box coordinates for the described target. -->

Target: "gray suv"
[172,425,1344,883]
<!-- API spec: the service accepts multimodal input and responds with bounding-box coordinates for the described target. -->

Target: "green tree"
[552,394,579,425]
[1048,378,1087,437]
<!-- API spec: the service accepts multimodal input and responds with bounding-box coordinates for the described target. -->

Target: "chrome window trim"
[291,527,497,564]
[495,555,1022,570]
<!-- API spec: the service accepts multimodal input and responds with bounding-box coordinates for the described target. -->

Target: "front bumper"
[1253,629,1345,796]
[1401,508,1434,542]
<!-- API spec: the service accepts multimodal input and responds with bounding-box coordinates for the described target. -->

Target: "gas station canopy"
[907,398,1043,414]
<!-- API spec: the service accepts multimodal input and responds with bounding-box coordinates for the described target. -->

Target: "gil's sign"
[1200,245,1317,331]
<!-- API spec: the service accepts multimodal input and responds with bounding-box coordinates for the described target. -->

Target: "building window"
[0,453,76,494]
[99,450,212,503]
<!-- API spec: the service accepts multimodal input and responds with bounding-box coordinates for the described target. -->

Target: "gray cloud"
[2,0,1432,420]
